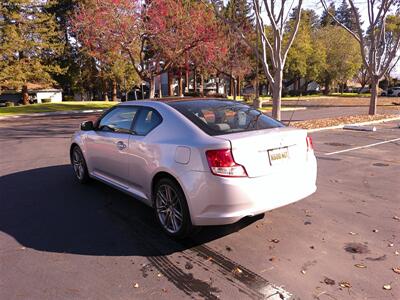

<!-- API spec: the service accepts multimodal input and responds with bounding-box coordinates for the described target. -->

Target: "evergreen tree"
[320,2,336,27]
[0,0,64,104]
[224,0,254,31]
[336,0,361,31]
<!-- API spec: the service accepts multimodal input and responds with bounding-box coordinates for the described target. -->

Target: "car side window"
[133,108,162,136]
[98,106,138,133]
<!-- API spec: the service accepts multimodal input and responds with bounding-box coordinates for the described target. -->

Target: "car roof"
[117,97,239,109]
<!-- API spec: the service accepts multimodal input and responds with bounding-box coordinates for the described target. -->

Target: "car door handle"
[116,141,127,150]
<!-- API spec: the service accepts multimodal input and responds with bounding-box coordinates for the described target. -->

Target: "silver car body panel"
[71,100,317,226]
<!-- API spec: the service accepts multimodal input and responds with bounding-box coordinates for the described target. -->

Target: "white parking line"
[325,138,400,156]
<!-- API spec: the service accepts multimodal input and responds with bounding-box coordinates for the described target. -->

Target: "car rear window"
[169,100,283,136]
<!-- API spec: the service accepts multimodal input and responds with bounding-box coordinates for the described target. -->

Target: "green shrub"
[41,98,52,103]
[5,101,15,107]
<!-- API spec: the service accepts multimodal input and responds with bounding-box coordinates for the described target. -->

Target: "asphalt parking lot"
[0,115,399,300]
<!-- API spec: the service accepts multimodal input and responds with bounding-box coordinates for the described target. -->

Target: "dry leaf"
[339,281,351,288]
[324,277,335,285]
[393,267,400,274]
[133,283,139,288]
[233,267,243,274]
[388,243,394,247]
[372,229,379,233]
[354,264,367,268]
[393,216,400,221]
[270,239,280,243]
[383,284,392,290]
[301,270,306,274]
[162,288,167,293]
[395,251,399,255]
[157,273,162,277]
[349,232,357,235]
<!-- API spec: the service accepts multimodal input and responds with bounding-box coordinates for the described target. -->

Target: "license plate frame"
[268,147,289,165]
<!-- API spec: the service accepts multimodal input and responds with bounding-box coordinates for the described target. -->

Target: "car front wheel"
[71,146,90,184]
[154,178,193,239]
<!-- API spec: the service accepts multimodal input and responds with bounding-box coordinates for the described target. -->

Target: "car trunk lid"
[216,127,309,178]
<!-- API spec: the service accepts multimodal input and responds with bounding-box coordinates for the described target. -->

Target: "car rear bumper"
[182,156,317,226]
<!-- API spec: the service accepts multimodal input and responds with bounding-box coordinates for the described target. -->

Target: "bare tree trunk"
[193,71,197,94]
[233,78,237,101]
[104,80,109,101]
[112,80,117,101]
[185,68,189,93]
[178,71,183,97]
[369,77,379,115]
[168,72,174,96]
[229,75,234,96]
[22,85,29,105]
[149,77,155,99]
[200,74,204,96]
[216,74,220,94]
[158,74,163,99]
[237,76,241,97]
[323,78,330,95]
[272,71,283,120]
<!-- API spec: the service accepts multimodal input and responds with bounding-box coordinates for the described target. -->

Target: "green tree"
[320,2,336,27]
[317,26,362,94]
[0,0,64,104]
[336,0,361,32]
[285,10,325,92]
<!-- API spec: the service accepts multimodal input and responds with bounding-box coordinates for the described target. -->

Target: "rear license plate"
[268,147,289,165]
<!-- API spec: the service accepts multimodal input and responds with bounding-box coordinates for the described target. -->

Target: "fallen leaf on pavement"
[354,264,367,268]
[395,251,399,255]
[157,273,162,277]
[348,232,358,235]
[324,277,335,285]
[383,284,392,290]
[133,283,139,288]
[270,239,280,243]
[162,288,168,293]
[301,270,306,274]
[339,281,351,288]
[233,267,243,275]
[372,229,379,233]
[225,246,232,252]
[388,243,394,247]
[269,257,276,262]
[393,267,400,274]
[393,216,400,221]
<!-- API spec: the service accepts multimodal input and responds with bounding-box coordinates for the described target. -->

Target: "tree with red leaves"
[72,0,225,99]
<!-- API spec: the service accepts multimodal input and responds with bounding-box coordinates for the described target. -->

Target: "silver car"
[70,99,317,238]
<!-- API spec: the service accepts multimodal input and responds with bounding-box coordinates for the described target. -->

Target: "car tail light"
[306,136,313,151]
[206,149,247,177]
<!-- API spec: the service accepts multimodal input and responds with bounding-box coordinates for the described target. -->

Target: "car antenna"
[286,94,301,127]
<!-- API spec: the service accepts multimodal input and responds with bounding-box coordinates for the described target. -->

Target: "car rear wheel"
[154,178,193,239]
[71,146,90,184]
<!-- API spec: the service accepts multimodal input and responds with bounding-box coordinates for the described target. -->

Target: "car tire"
[71,146,90,184]
[153,177,193,239]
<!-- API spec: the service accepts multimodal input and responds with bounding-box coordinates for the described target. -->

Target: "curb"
[0,109,105,120]
[307,116,400,132]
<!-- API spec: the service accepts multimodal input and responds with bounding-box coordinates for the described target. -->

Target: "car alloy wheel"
[155,184,183,234]
[71,146,89,183]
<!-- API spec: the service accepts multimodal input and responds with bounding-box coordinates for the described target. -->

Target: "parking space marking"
[324,137,400,156]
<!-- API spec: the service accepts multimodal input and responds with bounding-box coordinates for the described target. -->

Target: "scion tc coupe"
[70,99,317,238]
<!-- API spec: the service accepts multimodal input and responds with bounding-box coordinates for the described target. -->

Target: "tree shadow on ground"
[0,165,262,257]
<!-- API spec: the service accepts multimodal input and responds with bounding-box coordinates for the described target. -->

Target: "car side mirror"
[81,121,94,131]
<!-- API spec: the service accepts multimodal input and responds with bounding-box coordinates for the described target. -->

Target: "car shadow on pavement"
[0,165,262,257]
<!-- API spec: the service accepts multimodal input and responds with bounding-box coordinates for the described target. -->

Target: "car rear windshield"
[169,100,284,136]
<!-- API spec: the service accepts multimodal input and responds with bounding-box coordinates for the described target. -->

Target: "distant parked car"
[70,99,317,238]
[387,87,400,97]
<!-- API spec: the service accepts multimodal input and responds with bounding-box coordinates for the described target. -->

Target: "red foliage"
[71,0,140,65]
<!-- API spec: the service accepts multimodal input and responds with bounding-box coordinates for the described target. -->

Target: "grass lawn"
[0,101,117,116]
